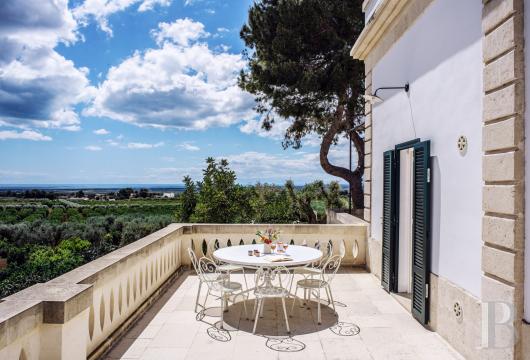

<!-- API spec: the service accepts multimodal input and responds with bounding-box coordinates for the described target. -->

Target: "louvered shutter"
[411,141,431,324]
[382,150,396,292]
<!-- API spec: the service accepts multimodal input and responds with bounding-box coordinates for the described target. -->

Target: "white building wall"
[370,0,483,297]
[524,0,530,322]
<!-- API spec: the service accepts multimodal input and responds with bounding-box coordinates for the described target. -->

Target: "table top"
[213,244,322,268]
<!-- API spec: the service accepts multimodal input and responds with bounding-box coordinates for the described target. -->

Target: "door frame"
[393,138,420,292]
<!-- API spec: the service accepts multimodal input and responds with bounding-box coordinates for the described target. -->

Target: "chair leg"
[220,294,225,330]
[307,287,312,310]
[252,298,257,321]
[324,285,331,306]
[242,268,249,294]
[288,273,295,297]
[203,288,210,310]
[290,285,298,316]
[281,297,290,333]
[317,287,321,325]
[241,294,248,319]
[253,299,262,334]
[328,285,336,313]
[260,297,265,318]
[195,281,202,313]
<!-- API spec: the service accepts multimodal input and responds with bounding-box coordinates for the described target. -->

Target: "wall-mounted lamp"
[363,83,409,104]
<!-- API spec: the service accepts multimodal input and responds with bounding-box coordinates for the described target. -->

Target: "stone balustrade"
[0,222,367,360]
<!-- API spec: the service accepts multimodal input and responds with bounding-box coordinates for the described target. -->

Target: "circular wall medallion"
[457,135,468,156]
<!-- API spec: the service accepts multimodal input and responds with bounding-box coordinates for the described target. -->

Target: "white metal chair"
[290,255,342,324]
[288,240,332,300]
[207,239,249,290]
[197,257,247,329]
[252,266,292,334]
[291,239,333,277]
[188,247,228,313]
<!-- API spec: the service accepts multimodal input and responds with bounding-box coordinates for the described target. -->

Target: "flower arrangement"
[256,228,280,245]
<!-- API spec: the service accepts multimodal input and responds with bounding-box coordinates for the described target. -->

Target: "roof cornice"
[351,0,410,60]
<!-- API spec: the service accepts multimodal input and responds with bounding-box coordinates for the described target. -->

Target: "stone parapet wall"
[0,223,368,360]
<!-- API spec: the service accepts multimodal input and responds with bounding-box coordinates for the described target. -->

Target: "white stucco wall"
[524,0,530,322]
[370,0,483,297]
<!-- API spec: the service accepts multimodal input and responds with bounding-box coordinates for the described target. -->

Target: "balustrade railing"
[0,222,367,360]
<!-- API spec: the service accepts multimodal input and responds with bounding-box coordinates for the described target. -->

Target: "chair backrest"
[197,256,224,289]
[206,238,222,263]
[321,255,342,284]
[254,266,292,291]
[188,247,200,274]
[313,240,333,268]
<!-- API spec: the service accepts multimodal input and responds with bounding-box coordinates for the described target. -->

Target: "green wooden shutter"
[411,141,431,324]
[382,150,396,292]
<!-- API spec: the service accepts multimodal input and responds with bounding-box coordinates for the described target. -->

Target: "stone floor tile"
[104,271,464,360]
[140,347,188,360]
[106,338,151,359]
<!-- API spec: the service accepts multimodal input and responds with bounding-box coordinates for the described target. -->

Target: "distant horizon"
[0,182,349,189]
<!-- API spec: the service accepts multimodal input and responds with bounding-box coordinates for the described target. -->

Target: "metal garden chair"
[252,266,292,334]
[197,256,247,329]
[290,254,342,324]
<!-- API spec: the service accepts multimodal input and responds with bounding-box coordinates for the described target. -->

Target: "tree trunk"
[319,113,364,210]
[303,201,317,224]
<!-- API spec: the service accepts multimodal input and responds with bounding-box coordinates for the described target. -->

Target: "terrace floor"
[103,269,463,360]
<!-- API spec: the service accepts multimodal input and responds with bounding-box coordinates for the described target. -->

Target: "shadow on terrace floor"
[103,268,463,360]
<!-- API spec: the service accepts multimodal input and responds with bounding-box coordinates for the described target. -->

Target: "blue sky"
[0,0,352,185]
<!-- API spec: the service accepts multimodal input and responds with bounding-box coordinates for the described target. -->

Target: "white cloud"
[73,0,172,36]
[127,141,164,149]
[94,128,110,135]
[220,136,355,184]
[152,18,209,46]
[223,151,322,183]
[106,139,120,146]
[85,145,103,151]
[240,117,290,141]
[178,142,200,151]
[0,0,79,47]
[86,19,255,131]
[0,0,93,132]
[138,0,171,12]
[0,130,52,141]
[239,116,323,148]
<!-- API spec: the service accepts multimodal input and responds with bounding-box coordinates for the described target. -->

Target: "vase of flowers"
[256,228,280,254]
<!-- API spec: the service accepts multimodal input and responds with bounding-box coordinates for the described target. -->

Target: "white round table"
[213,244,322,268]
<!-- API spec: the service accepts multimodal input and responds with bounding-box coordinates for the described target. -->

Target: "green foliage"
[252,183,296,223]
[179,176,197,222]
[0,211,174,297]
[286,180,323,224]
[239,0,366,209]
[0,167,348,298]
[320,181,342,209]
[239,0,365,148]
[191,158,254,223]
[117,188,134,200]
[0,237,90,297]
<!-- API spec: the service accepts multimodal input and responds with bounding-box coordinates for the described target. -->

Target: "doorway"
[396,148,414,306]
[381,139,431,325]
